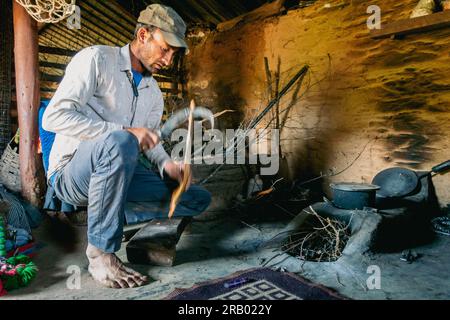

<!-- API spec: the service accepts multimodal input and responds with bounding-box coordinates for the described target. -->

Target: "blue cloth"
[132,69,143,88]
[38,100,54,173]
[5,225,33,251]
[39,100,78,213]
[50,173,56,187]
[51,131,211,253]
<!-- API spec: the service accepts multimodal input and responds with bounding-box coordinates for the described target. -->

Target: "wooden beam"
[41,72,63,83]
[85,0,135,35]
[39,30,82,51]
[40,87,57,93]
[126,217,191,266]
[371,10,450,39]
[40,81,59,90]
[82,0,133,41]
[80,8,130,45]
[13,1,45,207]
[160,87,179,93]
[40,92,54,100]
[40,61,67,70]
[51,24,104,47]
[185,0,222,25]
[74,15,121,46]
[39,46,78,57]
[101,0,137,27]
[41,25,93,49]
[217,0,287,32]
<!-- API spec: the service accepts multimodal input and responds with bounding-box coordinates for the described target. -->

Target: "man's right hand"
[125,127,160,152]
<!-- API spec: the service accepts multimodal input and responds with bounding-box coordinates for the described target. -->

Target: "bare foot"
[86,243,148,288]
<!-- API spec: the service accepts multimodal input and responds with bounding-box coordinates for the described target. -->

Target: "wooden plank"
[82,0,133,41]
[43,24,93,49]
[40,87,57,93]
[160,87,179,93]
[40,61,67,70]
[185,0,222,25]
[72,16,121,46]
[41,72,63,83]
[371,10,450,39]
[155,68,178,78]
[39,46,78,57]
[51,23,105,47]
[80,8,130,45]
[85,0,135,34]
[40,81,59,89]
[126,217,191,266]
[40,92,54,100]
[39,34,76,52]
[101,0,138,28]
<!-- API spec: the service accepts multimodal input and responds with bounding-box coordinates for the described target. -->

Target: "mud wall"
[185,0,450,208]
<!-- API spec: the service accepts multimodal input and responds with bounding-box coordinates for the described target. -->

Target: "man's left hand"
[164,161,191,189]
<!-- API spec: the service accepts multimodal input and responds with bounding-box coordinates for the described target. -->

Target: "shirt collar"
[119,43,132,72]
[119,43,155,88]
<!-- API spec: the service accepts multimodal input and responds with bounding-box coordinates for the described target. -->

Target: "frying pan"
[372,160,450,198]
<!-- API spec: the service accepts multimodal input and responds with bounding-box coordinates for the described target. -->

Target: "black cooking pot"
[330,183,380,210]
[372,160,450,198]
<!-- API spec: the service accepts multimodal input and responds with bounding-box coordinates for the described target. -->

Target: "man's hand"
[164,161,192,189]
[126,127,160,152]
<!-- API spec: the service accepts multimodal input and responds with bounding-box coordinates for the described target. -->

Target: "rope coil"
[15,0,76,23]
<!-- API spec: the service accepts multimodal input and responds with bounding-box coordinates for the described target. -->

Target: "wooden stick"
[199,109,235,125]
[168,100,195,218]
[14,1,46,206]
[199,65,309,186]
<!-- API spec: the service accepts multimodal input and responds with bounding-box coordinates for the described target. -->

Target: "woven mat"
[164,268,347,300]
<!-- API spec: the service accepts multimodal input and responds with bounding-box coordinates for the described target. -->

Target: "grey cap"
[138,4,188,52]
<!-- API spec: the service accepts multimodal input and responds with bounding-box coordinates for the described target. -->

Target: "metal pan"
[330,182,380,210]
[372,160,450,198]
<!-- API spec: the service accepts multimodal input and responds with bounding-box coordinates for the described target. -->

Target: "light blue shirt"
[42,44,171,178]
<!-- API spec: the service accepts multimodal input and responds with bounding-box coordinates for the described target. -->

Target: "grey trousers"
[52,130,211,253]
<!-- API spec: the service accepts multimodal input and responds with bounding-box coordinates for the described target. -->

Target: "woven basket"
[0,143,21,193]
[410,0,435,18]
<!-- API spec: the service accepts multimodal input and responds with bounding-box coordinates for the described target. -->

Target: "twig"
[297,138,376,187]
[336,272,345,287]
[273,203,296,217]
[240,220,261,233]
[280,206,351,262]
[199,65,309,185]
[199,109,236,124]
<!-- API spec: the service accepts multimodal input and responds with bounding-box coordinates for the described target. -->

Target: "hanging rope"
[15,0,76,23]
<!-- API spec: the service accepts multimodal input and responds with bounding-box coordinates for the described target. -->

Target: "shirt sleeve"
[42,47,123,140]
[143,87,171,177]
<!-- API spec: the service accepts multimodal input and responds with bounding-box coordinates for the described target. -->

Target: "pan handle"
[432,160,450,174]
